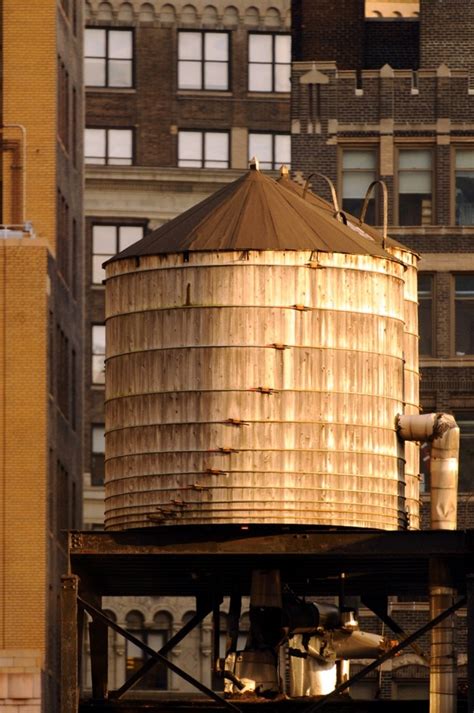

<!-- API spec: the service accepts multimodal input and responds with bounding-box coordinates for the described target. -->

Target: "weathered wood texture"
[388,248,420,529]
[104,250,417,531]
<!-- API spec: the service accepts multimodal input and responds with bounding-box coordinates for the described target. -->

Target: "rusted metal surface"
[61,575,80,713]
[68,528,473,598]
[105,249,411,531]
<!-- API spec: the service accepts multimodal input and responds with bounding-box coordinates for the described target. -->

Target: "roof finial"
[249,156,260,171]
[280,165,289,177]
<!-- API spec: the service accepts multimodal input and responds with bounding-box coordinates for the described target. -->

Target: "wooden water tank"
[104,168,418,531]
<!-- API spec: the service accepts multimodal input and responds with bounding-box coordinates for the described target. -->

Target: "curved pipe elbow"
[396,413,459,530]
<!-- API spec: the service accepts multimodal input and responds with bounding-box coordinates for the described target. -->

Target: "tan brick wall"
[2,0,57,248]
[0,244,48,651]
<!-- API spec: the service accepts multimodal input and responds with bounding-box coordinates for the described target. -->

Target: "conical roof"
[276,171,407,251]
[109,167,398,263]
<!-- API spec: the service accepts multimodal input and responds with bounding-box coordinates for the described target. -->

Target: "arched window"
[124,609,173,690]
[125,610,146,683]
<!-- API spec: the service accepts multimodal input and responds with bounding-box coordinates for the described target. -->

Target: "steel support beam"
[78,596,241,713]
[60,575,80,713]
[111,600,214,700]
[362,595,427,660]
[299,595,466,713]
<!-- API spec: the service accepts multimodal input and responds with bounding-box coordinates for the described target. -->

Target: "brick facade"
[291,0,474,702]
[0,1,84,712]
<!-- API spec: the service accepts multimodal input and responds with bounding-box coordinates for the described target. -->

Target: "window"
[92,325,106,384]
[92,224,144,284]
[178,31,229,90]
[418,273,434,357]
[342,149,377,223]
[248,133,291,170]
[454,275,474,356]
[455,149,474,225]
[58,59,69,151]
[91,425,105,486]
[85,128,133,165]
[178,130,229,168]
[453,412,474,492]
[248,33,291,92]
[398,149,433,225]
[85,28,133,87]
[125,610,171,689]
[56,324,70,418]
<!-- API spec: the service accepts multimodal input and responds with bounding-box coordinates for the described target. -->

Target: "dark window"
[178,31,229,91]
[72,218,78,299]
[91,424,105,486]
[56,324,70,419]
[178,130,229,168]
[454,275,474,356]
[57,189,70,284]
[92,325,106,384]
[92,224,144,284]
[71,349,77,431]
[56,459,69,540]
[248,33,291,92]
[418,273,434,357]
[85,28,133,87]
[248,133,291,170]
[72,87,78,168]
[342,149,377,223]
[85,128,133,165]
[453,412,474,492]
[455,149,474,226]
[398,149,432,225]
[58,59,70,152]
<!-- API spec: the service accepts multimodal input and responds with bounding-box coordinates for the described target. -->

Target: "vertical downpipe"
[429,559,456,713]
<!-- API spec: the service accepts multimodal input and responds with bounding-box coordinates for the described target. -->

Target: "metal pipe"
[359,179,388,248]
[429,559,456,713]
[302,172,340,213]
[1,124,27,225]
[299,595,466,713]
[397,413,460,530]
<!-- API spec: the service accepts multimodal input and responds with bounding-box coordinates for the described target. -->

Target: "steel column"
[60,575,79,713]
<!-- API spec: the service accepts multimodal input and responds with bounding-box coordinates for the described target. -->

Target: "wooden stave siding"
[105,250,410,531]
[388,248,420,529]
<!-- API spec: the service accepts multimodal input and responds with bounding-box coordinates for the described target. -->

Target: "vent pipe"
[396,413,459,530]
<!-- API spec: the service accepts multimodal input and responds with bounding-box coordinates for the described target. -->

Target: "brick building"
[292,0,473,700]
[0,1,84,712]
[82,0,290,692]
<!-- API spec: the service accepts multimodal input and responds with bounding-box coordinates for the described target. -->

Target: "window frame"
[338,145,379,224]
[177,129,230,168]
[85,127,134,166]
[395,145,435,227]
[247,131,291,170]
[90,221,146,285]
[91,323,106,385]
[417,272,435,358]
[452,144,474,226]
[247,32,291,94]
[177,30,230,92]
[453,273,474,358]
[85,27,134,89]
[91,423,105,486]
